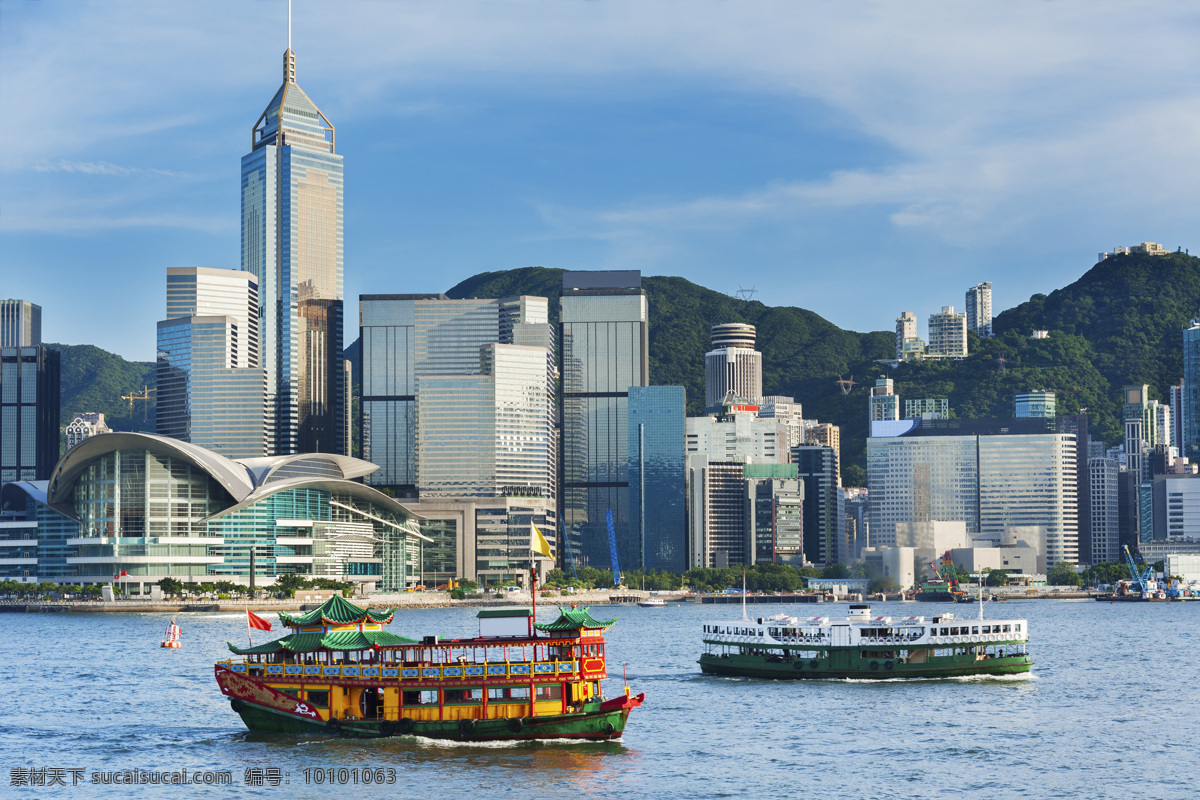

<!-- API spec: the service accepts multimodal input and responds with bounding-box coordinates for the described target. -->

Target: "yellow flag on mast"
[531,522,552,559]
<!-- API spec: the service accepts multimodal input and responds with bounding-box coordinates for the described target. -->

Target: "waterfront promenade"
[0,587,1103,613]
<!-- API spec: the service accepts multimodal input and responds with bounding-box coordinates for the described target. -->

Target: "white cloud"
[29,160,184,178]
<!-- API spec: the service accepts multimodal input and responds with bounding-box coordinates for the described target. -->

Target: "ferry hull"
[698,653,1032,680]
[228,696,636,741]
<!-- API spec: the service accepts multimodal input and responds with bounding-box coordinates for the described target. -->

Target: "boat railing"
[217,658,582,680]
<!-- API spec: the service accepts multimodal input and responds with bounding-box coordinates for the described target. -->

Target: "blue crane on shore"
[1123,545,1153,594]
[606,509,622,588]
[557,513,579,582]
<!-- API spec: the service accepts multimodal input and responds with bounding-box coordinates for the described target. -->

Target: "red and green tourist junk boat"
[214,595,644,740]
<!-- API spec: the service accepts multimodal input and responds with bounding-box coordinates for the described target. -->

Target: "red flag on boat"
[247,610,273,631]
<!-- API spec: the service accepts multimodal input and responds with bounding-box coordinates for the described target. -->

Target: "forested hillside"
[47,343,155,433]
[57,250,1196,480]
[448,253,1200,483]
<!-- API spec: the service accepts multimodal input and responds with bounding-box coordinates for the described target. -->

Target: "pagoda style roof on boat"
[534,607,616,632]
[227,628,418,656]
[277,595,396,628]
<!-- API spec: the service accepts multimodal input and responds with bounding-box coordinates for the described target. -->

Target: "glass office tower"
[359,296,513,496]
[628,385,686,572]
[0,300,41,347]
[242,49,344,456]
[0,345,59,482]
[156,268,267,459]
[560,271,648,571]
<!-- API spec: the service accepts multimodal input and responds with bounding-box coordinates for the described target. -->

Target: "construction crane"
[1123,545,1155,597]
[605,509,622,588]
[120,386,156,422]
[557,513,579,581]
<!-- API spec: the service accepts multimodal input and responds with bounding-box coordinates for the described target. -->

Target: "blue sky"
[4,0,1200,361]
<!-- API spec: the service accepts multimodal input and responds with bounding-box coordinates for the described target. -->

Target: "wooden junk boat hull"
[217,665,640,740]
[214,596,643,742]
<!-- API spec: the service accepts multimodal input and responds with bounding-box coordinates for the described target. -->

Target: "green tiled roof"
[227,629,417,655]
[533,607,616,632]
[276,594,396,628]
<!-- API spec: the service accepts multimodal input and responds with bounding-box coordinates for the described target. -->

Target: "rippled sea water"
[1,599,1197,799]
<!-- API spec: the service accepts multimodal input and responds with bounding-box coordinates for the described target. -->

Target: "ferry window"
[1006,625,1014,632]
[982,626,991,634]
[279,689,300,698]
[488,687,530,701]
[444,688,482,704]
[972,627,979,635]
[306,690,329,708]
[535,685,562,701]
[403,690,438,706]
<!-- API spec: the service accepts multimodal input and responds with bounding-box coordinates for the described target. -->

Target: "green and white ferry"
[699,602,1032,679]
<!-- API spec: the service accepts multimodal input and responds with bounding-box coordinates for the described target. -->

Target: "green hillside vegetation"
[51,250,1193,480]
[448,253,1200,483]
[886,250,1199,448]
[446,268,893,482]
[47,343,155,434]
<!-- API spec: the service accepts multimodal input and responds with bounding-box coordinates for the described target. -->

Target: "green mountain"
[47,343,156,433]
[52,251,1194,481]
[449,253,1200,483]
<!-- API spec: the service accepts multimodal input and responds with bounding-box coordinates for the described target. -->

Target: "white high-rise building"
[870,376,900,424]
[685,411,787,464]
[895,311,918,359]
[704,323,762,409]
[928,306,967,358]
[64,413,111,450]
[1088,456,1119,565]
[867,419,1079,567]
[965,282,993,337]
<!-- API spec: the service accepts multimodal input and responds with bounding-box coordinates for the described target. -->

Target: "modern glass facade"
[869,420,1080,568]
[242,49,344,456]
[0,346,60,482]
[156,313,268,459]
[0,300,41,347]
[978,434,1078,566]
[1184,315,1200,460]
[10,434,426,590]
[628,386,686,572]
[1089,456,1119,564]
[866,434,979,548]
[560,275,648,571]
[360,296,500,496]
[360,295,555,500]
[792,445,841,566]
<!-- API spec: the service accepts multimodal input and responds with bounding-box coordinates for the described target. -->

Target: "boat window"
[535,685,562,701]
[278,688,300,698]
[306,690,329,707]
[403,690,438,706]
[488,687,530,701]
[972,627,979,635]
[982,625,991,634]
[443,688,482,704]
[1006,625,1013,632]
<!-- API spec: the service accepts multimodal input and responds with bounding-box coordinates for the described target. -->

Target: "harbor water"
[1,599,1196,799]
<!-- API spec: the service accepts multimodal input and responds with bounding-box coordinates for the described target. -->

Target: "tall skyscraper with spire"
[241,46,344,455]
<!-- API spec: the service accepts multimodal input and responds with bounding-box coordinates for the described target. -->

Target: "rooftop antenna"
[736,286,758,303]
[288,0,292,50]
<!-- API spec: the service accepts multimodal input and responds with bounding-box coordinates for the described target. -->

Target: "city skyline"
[6,2,1200,361]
